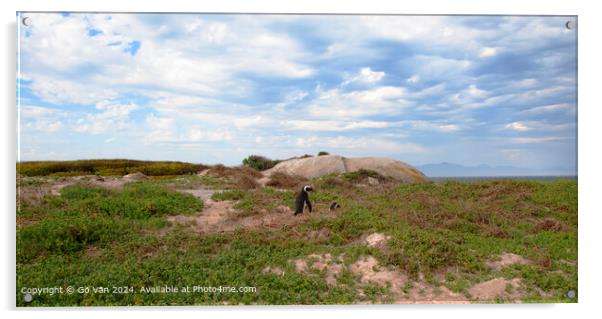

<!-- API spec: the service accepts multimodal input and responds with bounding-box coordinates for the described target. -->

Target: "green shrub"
[17,214,127,263]
[317,151,330,156]
[342,169,383,182]
[386,228,475,276]
[61,184,203,219]
[241,155,280,171]
[329,208,384,239]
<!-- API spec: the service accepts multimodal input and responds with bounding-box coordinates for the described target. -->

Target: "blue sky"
[17,13,577,173]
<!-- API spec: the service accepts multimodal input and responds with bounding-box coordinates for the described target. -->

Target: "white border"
[2,1,601,319]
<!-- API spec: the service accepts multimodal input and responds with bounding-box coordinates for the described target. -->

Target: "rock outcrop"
[263,155,426,182]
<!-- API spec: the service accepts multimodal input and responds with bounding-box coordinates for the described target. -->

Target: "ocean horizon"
[428,175,578,182]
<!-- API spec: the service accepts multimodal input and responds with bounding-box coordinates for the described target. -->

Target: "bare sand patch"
[177,188,215,201]
[85,245,102,258]
[350,255,407,293]
[291,253,344,287]
[486,253,531,271]
[167,198,234,233]
[398,281,468,304]
[262,266,285,276]
[468,277,523,301]
[364,233,390,248]
[166,193,327,235]
[348,255,469,304]
[306,228,330,241]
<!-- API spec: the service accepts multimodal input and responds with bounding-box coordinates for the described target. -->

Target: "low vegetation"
[17,159,206,177]
[16,161,577,306]
[241,155,281,171]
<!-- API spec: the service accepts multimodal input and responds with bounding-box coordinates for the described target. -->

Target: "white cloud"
[479,47,497,58]
[294,136,427,154]
[448,84,490,109]
[308,85,408,119]
[75,101,139,134]
[20,105,60,119]
[146,113,174,130]
[505,122,531,131]
[467,84,488,97]
[407,75,420,83]
[233,115,269,129]
[406,121,462,132]
[285,120,389,132]
[353,16,485,48]
[186,127,232,142]
[95,100,138,117]
[505,121,573,132]
[511,136,567,144]
[20,13,316,108]
[23,120,64,133]
[343,67,385,85]
[521,103,575,115]
[28,75,119,105]
[45,121,64,132]
[515,78,538,88]
[410,83,446,99]
[20,106,66,133]
[412,55,472,79]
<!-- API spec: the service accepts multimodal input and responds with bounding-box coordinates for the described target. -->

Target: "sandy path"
[167,187,333,234]
[177,189,215,202]
[168,188,232,233]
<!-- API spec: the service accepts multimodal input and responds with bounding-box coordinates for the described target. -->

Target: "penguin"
[294,185,313,216]
[329,202,341,211]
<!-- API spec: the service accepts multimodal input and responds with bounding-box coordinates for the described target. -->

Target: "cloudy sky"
[17,13,577,172]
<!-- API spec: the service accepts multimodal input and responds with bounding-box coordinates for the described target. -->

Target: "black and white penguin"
[294,185,313,216]
[329,202,341,211]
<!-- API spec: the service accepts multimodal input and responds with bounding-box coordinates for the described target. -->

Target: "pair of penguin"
[294,185,340,216]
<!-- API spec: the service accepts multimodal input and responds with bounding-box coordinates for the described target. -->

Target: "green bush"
[317,151,330,156]
[386,228,475,276]
[18,183,204,263]
[61,184,204,219]
[342,169,383,182]
[241,155,280,171]
[17,213,127,263]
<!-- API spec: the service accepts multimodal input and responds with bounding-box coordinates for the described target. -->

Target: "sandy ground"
[279,233,535,304]
[166,185,337,234]
[486,253,531,271]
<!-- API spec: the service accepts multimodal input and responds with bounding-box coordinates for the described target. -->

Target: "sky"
[17,13,577,173]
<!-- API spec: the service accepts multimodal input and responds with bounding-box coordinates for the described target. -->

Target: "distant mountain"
[416,162,575,177]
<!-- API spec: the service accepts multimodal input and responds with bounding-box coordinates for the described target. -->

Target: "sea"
[429,176,578,182]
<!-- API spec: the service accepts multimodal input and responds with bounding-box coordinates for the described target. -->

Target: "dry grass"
[205,165,262,190]
[266,172,308,190]
[535,218,567,232]
[234,175,259,190]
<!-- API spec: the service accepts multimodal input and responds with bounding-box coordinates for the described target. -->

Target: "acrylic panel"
[16,12,577,306]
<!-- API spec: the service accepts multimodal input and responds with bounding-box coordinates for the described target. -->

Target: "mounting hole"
[23,293,32,302]
[565,20,574,30]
